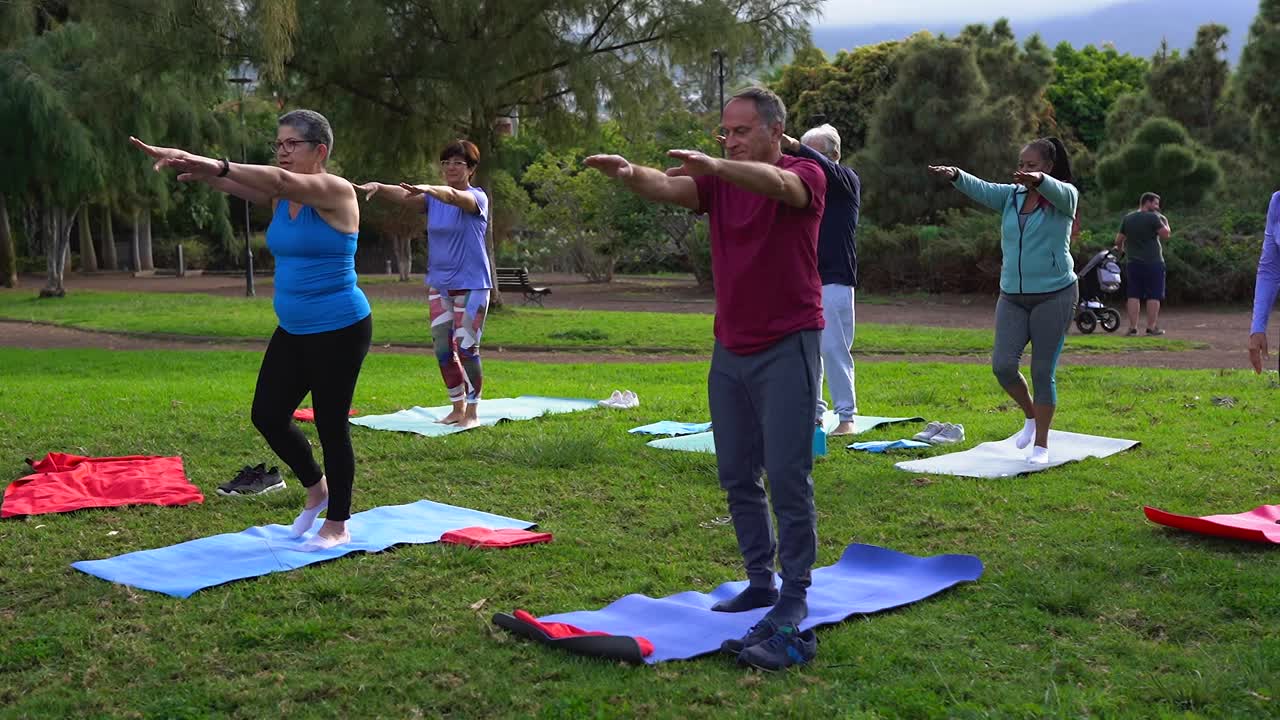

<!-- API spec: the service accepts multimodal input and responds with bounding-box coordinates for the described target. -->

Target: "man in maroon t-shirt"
[585,87,826,667]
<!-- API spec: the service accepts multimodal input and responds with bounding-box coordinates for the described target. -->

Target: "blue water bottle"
[812,424,827,457]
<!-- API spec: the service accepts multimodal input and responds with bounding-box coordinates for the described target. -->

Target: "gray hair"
[801,124,841,161]
[730,86,787,129]
[278,109,334,157]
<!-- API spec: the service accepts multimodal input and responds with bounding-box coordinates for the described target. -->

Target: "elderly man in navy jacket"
[783,124,861,435]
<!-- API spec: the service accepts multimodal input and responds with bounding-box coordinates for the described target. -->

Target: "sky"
[819,0,1130,25]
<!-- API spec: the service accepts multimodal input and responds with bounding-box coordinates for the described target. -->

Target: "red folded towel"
[512,610,654,657]
[440,526,553,548]
[3,453,203,518]
[292,408,360,423]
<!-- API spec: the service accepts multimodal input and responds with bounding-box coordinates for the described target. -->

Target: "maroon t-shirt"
[694,155,827,355]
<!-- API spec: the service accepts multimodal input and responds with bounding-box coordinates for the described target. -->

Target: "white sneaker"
[930,423,965,445]
[620,390,639,408]
[598,390,624,408]
[912,421,945,443]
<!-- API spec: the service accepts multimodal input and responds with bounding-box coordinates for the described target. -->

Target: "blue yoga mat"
[628,421,713,437]
[72,500,534,598]
[350,396,599,437]
[646,413,924,454]
[537,543,982,663]
[849,439,932,453]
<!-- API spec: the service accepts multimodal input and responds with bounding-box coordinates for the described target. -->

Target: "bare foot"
[829,421,858,436]
[436,410,465,425]
[456,416,481,430]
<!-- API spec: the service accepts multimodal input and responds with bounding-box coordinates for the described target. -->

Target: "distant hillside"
[812,0,1257,63]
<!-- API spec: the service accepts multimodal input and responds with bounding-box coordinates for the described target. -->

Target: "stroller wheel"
[1099,308,1121,333]
[1076,310,1097,334]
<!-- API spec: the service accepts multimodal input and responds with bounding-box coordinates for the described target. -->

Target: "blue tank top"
[266,201,371,335]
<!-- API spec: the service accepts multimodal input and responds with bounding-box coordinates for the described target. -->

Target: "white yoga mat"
[893,430,1139,479]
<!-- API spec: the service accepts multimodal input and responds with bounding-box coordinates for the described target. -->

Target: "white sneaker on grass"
[598,390,624,408]
[930,423,965,445]
[912,421,945,443]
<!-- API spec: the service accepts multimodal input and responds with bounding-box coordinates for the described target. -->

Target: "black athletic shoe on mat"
[217,464,285,496]
[720,618,779,655]
[737,625,817,671]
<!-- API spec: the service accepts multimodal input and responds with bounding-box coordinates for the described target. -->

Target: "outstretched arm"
[399,184,481,215]
[131,136,354,212]
[583,155,699,211]
[666,150,812,209]
[352,182,427,213]
[929,165,1014,212]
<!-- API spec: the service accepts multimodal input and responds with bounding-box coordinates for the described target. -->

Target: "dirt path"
[6,271,1271,370]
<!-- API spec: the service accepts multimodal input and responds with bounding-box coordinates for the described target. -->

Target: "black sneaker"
[720,618,778,655]
[217,464,285,496]
[737,624,817,671]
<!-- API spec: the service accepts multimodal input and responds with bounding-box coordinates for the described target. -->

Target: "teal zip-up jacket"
[952,170,1078,294]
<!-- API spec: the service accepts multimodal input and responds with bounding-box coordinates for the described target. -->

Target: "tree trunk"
[129,208,141,272]
[0,194,17,288]
[40,204,80,297]
[138,207,154,271]
[393,234,412,281]
[472,122,503,308]
[79,210,98,273]
[101,206,118,270]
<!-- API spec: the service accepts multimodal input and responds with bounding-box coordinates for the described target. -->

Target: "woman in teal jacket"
[929,138,1079,464]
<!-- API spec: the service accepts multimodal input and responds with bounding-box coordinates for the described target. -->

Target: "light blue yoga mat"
[72,500,535,598]
[646,413,924,454]
[628,421,713,437]
[539,543,983,663]
[350,396,599,437]
[894,430,1139,479]
[849,439,932,453]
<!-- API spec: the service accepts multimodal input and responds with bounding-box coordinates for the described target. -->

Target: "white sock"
[1014,418,1036,449]
[289,498,328,538]
[298,532,350,553]
[1027,446,1050,465]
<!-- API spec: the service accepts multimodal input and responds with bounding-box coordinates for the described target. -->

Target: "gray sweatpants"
[708,330,820,600]
[992,281,1078,406]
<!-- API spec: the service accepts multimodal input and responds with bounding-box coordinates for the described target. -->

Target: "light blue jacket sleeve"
[951,170,1016,212]
[1034,174,1079,217]
[1251,192,1280,335]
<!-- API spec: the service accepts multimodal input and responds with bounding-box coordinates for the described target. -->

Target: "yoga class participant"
[928,137,1079,465]
[585,86,826,670]
[131,109,371,551]
[1249,190,1280,373]
[355,140,491,429]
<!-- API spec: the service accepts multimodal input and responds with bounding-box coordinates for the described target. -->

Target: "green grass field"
[2,347,1277,718]
[0,290,1200,356]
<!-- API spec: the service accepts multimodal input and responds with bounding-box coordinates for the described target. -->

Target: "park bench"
[495,267,552,307]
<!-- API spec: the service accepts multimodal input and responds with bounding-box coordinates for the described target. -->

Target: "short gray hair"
[278,109,334,156]
[730,86,787,128]
[801,124,841,160]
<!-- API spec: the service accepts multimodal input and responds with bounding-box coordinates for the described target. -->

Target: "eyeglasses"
[269,138,319,155]
[439,160,471,168]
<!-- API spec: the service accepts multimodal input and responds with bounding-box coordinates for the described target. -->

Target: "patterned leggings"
[429,286,489,404]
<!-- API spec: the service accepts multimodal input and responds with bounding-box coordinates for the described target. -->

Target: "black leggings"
[251,315,372,521]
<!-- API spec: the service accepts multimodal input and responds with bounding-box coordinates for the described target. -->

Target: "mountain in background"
[812,0,1257,63]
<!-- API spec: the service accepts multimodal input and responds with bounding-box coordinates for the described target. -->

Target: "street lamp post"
[227,73,255,297]
[712,49,726,158]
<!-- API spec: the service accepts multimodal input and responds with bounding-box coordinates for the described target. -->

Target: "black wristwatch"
[218,158,231,177]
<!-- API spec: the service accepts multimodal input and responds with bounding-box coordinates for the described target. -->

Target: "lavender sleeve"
[1251,192,1280,335]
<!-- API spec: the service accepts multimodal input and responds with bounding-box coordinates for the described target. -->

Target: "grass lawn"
[0,290,1201,356]
[1,347,1277,718]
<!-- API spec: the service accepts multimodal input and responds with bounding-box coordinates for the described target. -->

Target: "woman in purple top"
[356,141,492,428]
[1250,191,1280,373]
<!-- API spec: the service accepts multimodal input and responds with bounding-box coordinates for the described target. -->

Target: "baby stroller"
[1074,248,1123,334]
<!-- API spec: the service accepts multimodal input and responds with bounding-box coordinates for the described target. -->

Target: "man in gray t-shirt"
[1115,192,1172,335]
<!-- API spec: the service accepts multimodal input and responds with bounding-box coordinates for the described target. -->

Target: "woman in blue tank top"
[355,140,492,429]
[131,110,371,552]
